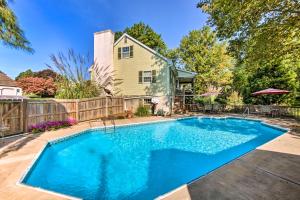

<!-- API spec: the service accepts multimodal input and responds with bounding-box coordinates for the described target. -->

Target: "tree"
[15,69,59,80]
[114,22,167,55]
[15,69,35,80]
[177,26,234,93]
[35,69,59,80]
[0,0,32,51]
[198,0,300,63]
[165,48,181,66]
[17,77,57,97]
[235,59,299,105]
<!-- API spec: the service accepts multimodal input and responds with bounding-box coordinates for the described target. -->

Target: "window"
[138,70,157,84]
[122,47,130,58]
[143,98,152,105]
[143,71,152,83]
[118,46,134,59]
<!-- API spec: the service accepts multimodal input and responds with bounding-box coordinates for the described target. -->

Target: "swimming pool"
[22,117,286,200]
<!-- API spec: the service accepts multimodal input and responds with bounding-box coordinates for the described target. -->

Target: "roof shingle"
[0,71,18,87]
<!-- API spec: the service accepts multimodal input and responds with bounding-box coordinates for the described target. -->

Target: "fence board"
[0,101,23,136]
[0,97,122,136]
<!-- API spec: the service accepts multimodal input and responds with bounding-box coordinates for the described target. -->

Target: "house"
[90,30,196,113]
[0,71,23,97]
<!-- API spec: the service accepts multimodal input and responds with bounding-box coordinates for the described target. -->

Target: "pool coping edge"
[18,115,289,200]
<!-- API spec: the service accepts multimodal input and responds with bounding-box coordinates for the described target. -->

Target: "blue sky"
[0,0,207,78]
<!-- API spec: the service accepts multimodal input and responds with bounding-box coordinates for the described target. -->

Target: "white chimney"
[93,30,115,90]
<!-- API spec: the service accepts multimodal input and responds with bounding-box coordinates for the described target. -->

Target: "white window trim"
[142,71,152,84]
[121,47,130,59]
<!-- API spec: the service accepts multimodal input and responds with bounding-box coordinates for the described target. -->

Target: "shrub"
[135,106,150,117]
[55,79,100,99]
[28,118,77,133]
[194,96,214,105]
[17,77,57,97]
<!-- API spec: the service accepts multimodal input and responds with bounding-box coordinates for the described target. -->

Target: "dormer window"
[118,46,133,59]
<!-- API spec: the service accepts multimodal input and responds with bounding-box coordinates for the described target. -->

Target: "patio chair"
[250,105,262,115]
[261,105,272,116]
[212,104,221,113]
[204,104,212,113]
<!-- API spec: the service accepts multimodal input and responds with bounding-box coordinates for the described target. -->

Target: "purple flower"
[28,118,77,133]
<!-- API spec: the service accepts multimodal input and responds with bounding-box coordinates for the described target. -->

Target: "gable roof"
[114,33,170,63]
[0,71,18,87]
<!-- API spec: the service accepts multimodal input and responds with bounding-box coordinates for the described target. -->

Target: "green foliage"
[35,69,59,80]
[177,26,234,93]
[165,48,181,66]
[0,0,33,52]
[198,0,300,63]
[55,79,100,99]
[15,69,35,80]
[198,1,300,105]
[235,59,299,105]
[47,49,101,99]
[114,22,167,55]
[15,69,59,81]
[25,93,41,98]
[135,106,150,117]
[226,91,243,105]
[194,96,213,105]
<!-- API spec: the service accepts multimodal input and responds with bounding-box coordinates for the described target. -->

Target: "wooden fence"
[0,100,24,136]
[0,97,124,136]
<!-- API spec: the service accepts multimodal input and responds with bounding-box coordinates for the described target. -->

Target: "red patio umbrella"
[252,88,290,96]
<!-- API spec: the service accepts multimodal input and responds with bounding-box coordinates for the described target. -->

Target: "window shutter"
[152,70,156,83]
[130,46,133,58]
[118,47,121,59]
[138,71,143,84]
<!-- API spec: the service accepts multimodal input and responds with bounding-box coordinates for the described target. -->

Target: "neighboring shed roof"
[0,71,18,87]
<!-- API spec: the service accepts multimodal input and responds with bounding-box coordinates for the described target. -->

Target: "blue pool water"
[23,117,285,200]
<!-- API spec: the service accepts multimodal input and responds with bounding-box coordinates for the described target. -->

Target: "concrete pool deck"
[0,115,299,200]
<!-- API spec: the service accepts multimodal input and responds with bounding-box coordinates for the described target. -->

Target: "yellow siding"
[113,36,170,96]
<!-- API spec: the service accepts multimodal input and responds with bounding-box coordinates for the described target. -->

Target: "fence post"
[105,97,108,117]
[75,99,79,121]
[123,97,126,111]
[23,100,28,133]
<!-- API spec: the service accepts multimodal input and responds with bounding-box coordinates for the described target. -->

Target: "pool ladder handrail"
[242,107,250,118]
[103,116,116,133]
